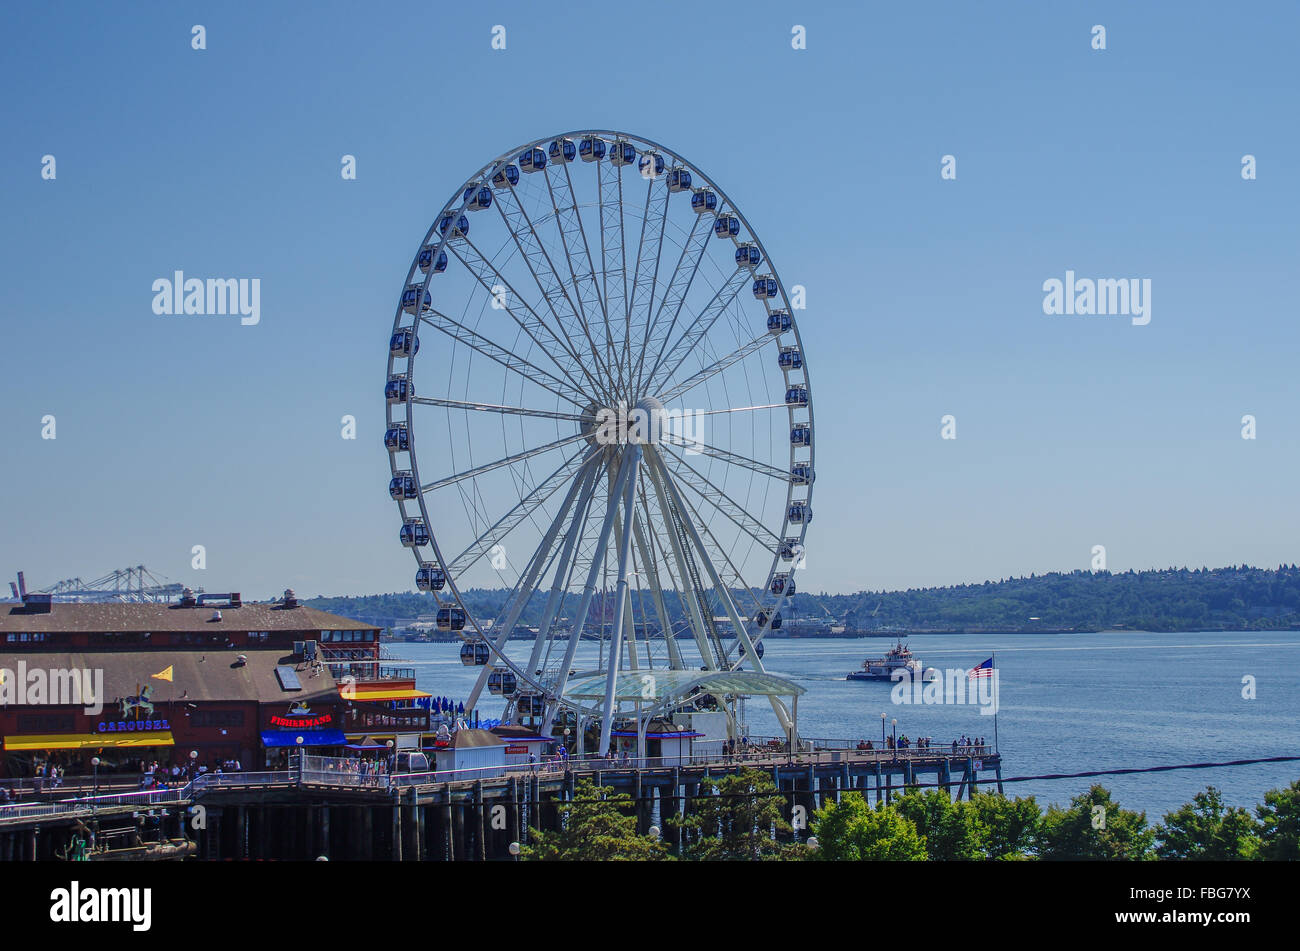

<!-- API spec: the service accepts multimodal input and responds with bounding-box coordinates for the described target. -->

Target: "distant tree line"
[307,564,1300,634]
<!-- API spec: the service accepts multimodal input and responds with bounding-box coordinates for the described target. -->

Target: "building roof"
[0,648,340,706]
[443,728,506,749]
[0,601,375,634]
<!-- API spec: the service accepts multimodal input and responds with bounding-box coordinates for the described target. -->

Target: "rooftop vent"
[180,587,197,607]
[283,588,299,609]
[210,609,223,623]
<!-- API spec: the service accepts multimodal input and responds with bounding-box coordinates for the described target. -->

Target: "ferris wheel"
[384,131,814,753]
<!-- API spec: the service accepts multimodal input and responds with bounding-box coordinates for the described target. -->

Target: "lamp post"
[880,712,886,749]
[189,749,198,782]
[891,718,898,758]
[90,756,100,819]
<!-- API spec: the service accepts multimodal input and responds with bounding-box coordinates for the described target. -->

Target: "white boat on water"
[847,639,937,682]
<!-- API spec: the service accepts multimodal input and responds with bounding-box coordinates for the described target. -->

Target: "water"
[397,631,1300,820]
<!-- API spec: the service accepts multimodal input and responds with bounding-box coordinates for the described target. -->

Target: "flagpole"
[993,651,998,754]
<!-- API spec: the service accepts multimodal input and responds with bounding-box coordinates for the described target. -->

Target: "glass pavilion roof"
[561,669,805,702]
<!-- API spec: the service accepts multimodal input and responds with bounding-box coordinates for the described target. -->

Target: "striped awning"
[3,731,176,751]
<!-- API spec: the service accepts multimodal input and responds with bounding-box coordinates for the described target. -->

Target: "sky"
[1,1,1297,600]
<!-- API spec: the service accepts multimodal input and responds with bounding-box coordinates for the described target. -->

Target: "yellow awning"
[3,732,176,751]
[343,688,432,701]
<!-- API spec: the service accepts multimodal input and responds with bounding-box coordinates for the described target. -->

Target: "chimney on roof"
[283,588,299,609]
[17,572,27,599]
[180,587,197,607]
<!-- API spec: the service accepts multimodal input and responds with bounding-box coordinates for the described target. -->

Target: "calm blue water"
[399,632,1300,819]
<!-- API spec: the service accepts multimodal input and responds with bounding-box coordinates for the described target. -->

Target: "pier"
[0,743,1001,860]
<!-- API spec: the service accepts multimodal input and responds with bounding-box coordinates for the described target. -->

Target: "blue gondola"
[755,610,783,631]
[438,213,470,237]
[384,423,409,452]
[388,471,417,500]
[780,538,802,561]
[418,245,448,274]
[638,151,665,178]
[416,563,446,591]
[492,164,520,189]
[462,185,493,211]
[389,329,420,357]
[437,607,466,631]
[487,667,517,696]
[666,167,692,192]
[691,188,718,213]
[548,138,577,164]
[785,385,809,406]
[610,140,637,166]
[771,573,796,597]
[767,310,792,334]
[458,639,490,665]
[517,693,545,716]
[790,424,812,447]
[713,215,740,239]
[401,284,431,314]
[778,346,803,370]
[790,463,815,485]
[385,376,413,403]
[400,519,430,548]
[519,147,547,172]
[753,275,778,299]
[787,501,813,525]
[735,243,761,268]
[579,136,607,162]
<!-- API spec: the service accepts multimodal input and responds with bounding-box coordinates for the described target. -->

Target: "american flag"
[968,657,995,679]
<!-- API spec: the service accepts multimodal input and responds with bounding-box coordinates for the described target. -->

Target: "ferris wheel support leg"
[644,447,796,738]
[465,449,601,716]
[539,447,638,738]
[523,461,604,680]
[631,509,683,670]
[642,459,717,670]
[597,445,641,758]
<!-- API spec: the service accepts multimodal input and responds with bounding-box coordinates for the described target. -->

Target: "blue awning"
[261,729,347,748]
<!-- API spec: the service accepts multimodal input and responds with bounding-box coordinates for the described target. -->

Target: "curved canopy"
[562,669,805,704]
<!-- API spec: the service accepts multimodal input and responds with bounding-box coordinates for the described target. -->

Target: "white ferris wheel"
[384,131,814,752]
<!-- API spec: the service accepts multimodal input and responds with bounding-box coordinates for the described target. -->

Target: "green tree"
[1256,779,1300,860]
[894,788,986,860]
[1036,785,1154,860]
[672,768,807,860]
[1156,787,1259,860]
[812,792,928,861]
[968,790,1041,859]
[522,779,668,861]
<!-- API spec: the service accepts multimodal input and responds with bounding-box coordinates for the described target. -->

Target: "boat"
[847,639,937,682]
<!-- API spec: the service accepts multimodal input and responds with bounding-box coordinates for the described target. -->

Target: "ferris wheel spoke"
[658,434,789,482]
[626,172,670,399]
[636,213,710,398]
[419,308,589,407]
[420,433,590,494]
[657,444,781,548]
[446,446,597,578]
[663,461,765,615]
[547,165,611,361]
[492,182,617,402]
[644,266,750,398]
[598,160,629,397]
[451,233,605,402]
[409,395,585,423]
[657,332,777,404]
[631,480,684,669]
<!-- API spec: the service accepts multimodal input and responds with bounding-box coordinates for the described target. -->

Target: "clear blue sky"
[2,1,1297,600]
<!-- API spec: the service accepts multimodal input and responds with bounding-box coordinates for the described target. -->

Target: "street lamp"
[880,712,886,748]
[891,718,898,754]
[807,836,819,851]
[508,841,521,861]
[90,756,100,817]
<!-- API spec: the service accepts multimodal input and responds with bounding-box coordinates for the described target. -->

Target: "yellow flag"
[152,665,174,683]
